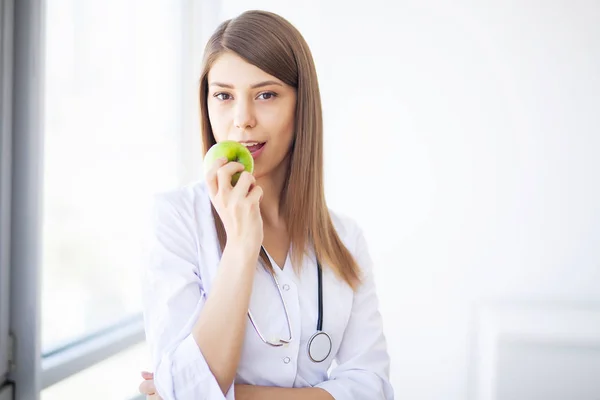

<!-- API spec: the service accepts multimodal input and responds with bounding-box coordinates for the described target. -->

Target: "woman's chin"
[252,157,290,183]
[252,169,265,181]
[253,169,276,183]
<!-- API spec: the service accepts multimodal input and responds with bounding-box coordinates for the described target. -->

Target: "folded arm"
[234,384,334,400]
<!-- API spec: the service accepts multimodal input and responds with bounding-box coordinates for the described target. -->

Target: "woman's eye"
[257,92,277,100]
[214,93,231,101]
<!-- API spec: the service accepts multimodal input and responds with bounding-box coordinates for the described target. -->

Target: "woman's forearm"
[234,384,334,400]
[192,243,258,395]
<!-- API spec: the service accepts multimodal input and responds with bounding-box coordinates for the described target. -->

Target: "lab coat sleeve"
[315,226,395,400]
[142,193,234,400]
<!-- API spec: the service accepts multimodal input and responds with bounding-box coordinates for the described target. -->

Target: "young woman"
[139,9,394,400]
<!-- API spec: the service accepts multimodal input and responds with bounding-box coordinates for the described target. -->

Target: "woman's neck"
[257,160,289,227]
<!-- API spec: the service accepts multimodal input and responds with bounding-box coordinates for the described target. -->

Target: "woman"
[139,9,394,400]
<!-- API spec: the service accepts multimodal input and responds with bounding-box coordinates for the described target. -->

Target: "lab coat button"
[283,356,291,364]
[282,284,290,291]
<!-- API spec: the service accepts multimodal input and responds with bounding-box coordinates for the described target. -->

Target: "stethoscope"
[247,246,332,363]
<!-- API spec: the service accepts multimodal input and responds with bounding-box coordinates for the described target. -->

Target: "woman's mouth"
[242,141,266,159]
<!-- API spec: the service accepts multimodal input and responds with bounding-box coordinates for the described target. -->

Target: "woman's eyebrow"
[209,80,283,89]
[250,80,283,89]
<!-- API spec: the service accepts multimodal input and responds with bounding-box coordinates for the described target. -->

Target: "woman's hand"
[139,371,162,399]
[206,157,264,255]
[138,371,248,399]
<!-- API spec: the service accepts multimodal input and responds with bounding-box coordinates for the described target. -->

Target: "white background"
[213,1,600,399]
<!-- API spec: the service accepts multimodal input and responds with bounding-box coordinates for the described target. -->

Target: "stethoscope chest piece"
[307,330,332,363]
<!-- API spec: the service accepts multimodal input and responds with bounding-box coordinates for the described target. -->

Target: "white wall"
[214,1,600,398]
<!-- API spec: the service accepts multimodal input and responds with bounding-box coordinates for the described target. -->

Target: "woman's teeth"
[241,142,265,153]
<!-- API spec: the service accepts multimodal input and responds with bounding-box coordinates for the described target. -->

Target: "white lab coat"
[142,180,394,400]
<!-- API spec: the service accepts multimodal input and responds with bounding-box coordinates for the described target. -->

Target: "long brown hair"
[198,10,362,290]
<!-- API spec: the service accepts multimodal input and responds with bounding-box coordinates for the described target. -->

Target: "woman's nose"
[233,100,256,130]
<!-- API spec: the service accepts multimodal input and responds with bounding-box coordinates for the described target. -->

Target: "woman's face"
[207,51,297,180]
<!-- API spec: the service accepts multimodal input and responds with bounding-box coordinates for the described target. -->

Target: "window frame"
[6,0,45,397]
[41,315,145,389]
[0,0,14,392]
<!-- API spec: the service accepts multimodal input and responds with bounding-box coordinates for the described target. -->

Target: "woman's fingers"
[205,157,229,197]
[216,162,246,195]
[231,171,255,200]
[139,379,156,395]
[247,184,264,204]
[140,371,163,398]
[141,371,154,380]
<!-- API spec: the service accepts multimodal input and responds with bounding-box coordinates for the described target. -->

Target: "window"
[6,0,210,395]
[41,341,151,400]
[41,0,187,361]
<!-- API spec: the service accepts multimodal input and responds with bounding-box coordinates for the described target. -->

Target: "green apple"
[203,140,254,186]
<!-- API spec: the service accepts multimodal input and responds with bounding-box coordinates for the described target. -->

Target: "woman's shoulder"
[148,180,213,245]
[327,208,376,286]
[152,179,210,216]
[327,208,365,248]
